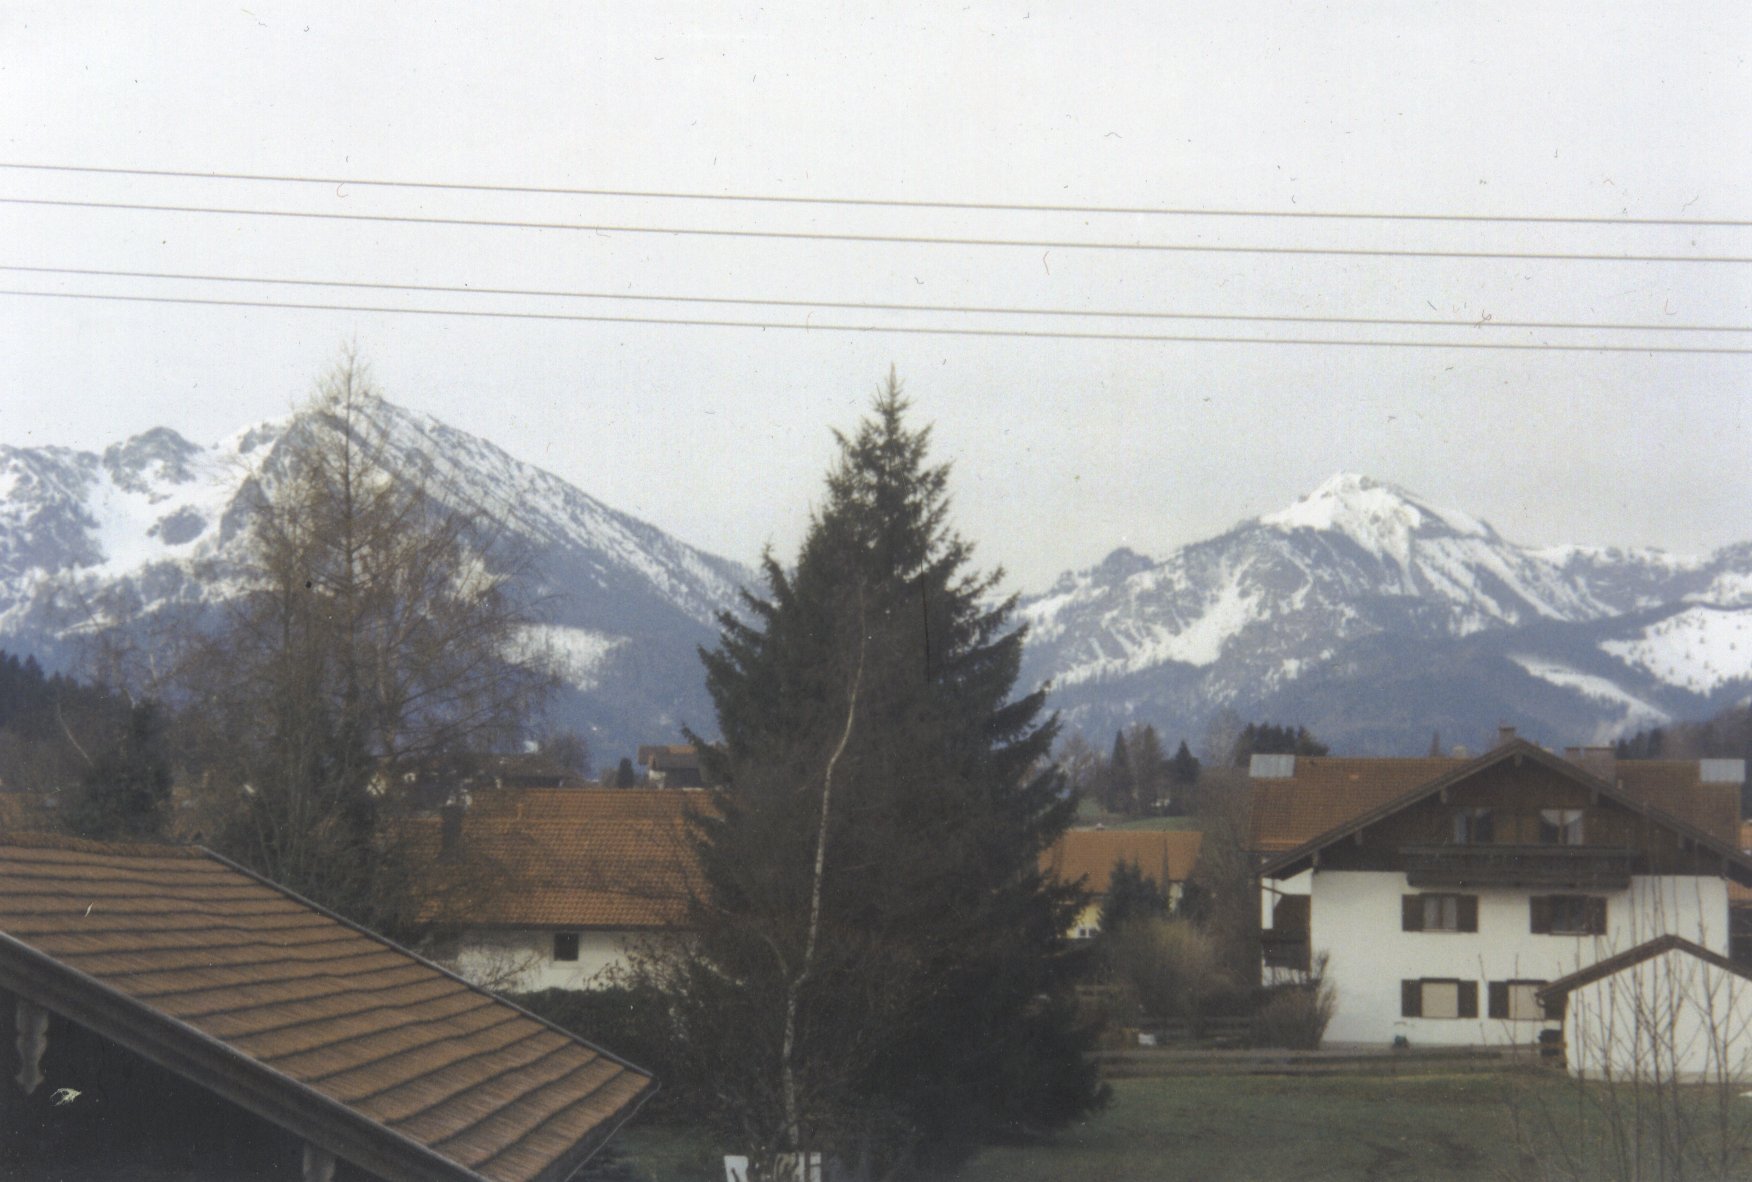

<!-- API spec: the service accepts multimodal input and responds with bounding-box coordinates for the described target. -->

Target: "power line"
[4,161,1748,229]
[6,286,1750,354]
[5,196,1750,265]
[6,264,1746,335]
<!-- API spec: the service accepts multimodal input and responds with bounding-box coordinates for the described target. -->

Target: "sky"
[2,2,1750,591]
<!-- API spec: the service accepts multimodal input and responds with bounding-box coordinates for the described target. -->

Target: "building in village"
[0,832,652,1181]
[1536,933,1752,1082]
[1252,731,1752,1048]
[423,788,700,992]
[636,744,705,787]
[1039,828,1203,938]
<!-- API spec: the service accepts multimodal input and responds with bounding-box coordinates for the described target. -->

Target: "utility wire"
[6,287,1749,354]
[5,264,1746,335]
[4,161,1748,229]
[4,196,1750,264]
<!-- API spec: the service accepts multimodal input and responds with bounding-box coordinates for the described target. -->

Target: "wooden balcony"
[1401,844,1636,891]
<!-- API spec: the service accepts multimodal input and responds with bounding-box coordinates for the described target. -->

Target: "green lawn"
[1105,815,1204,831]
[610,1073,1544,1182]
[957,1074,1530,1182]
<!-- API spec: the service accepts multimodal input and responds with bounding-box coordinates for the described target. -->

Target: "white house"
[422,787,699,991]
[1252,735,1751,1047]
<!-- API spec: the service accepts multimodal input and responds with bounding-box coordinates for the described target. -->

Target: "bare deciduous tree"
[177,351,554,934]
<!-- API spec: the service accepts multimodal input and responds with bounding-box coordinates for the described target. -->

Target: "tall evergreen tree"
[1169,739,1200,785]
[1103,730,1135,815]
[672,376,1103,1176]
[59,701,173,840]
[1128,724,1168,815]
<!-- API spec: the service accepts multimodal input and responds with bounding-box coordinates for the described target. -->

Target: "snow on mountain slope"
[1601,606,1752,696]
[1021,473,1752,751]
[0,396,752,757]
[1507,655,1671,728]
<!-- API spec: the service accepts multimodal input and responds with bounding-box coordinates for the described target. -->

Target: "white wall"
[449,928,673,992]
[1309,870,1729,1046]
[1565,950,1752,1083]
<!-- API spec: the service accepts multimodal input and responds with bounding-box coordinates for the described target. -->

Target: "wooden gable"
[1261,740,1752,887]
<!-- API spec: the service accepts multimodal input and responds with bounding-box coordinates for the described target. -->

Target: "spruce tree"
[1104,730,1135,815]
[677,375,1103,1176]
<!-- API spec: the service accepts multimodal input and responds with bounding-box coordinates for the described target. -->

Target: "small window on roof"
[553,932,580,962]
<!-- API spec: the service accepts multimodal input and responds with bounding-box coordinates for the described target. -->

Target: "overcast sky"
[3,3,1749,590]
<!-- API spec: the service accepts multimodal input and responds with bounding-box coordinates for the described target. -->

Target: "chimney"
[1564,746,1617,783]
[1496,725,1518,748]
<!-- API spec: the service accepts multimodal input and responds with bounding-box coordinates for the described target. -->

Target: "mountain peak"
[1261,472,1491,555]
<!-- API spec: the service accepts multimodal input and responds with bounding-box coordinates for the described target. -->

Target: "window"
[552,932,580,962]
[1539,809,1584,846]
[1488,980,1548,1021]
[1402,893,1478,933]
[1453,807,1495,844]
[1530,895,1606,935]
[1401,978,1478,1019]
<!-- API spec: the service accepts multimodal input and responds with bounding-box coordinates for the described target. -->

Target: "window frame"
[552,931,581,962]
[1488,979,1549,1021]
[1401,977,1479,1019]
[1453,807,1495,845]
[1539,808,1585,846]
[1530,894,1607,936]
[1401,892,1479,933]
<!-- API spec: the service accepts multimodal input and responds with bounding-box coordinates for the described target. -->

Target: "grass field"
[609,1072,1549,1182]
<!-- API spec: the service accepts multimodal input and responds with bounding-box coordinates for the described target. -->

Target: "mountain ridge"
[1019,472,1751,753]
[0,397,754,762]
[3,403,1748,761]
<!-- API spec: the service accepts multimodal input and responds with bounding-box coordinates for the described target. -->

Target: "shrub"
[1103,917,1235,1025]
[1251,953,1336,1049]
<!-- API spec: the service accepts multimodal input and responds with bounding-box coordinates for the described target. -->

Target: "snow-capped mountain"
[0,398,752,761]
[1020,474,1752,753]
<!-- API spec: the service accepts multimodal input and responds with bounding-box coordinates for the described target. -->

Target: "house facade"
[424,787,699,992]
[1253,736,1751,1047]
[1039,828,1203,938]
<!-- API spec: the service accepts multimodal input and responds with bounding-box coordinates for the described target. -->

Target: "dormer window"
[1453,807,1494,844]
[1539,809,1584,846]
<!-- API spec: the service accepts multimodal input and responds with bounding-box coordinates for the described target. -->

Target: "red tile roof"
[0,833,653,1182]
[426,789,703,929]
[1041,829,1204,894]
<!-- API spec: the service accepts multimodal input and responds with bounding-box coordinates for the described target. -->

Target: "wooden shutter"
[1488,981,1509,1019]
[1457,895,1479,933]
[1401,979,1422,1018]
[1458,980,1479,1019]
[1402,896,1424,932]
[1586,897,1607,934]
[1530,896,1552,934]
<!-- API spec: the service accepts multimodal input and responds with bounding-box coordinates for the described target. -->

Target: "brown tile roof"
[426,789,703,929]
[0,833,653,1182]
[1040,829,1204,894]
[1616,762,1739,844]
[1249,753,1742,854]
[1249,758,1463,853]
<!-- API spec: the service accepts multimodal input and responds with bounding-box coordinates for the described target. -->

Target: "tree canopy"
[668,374,1103,1176]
